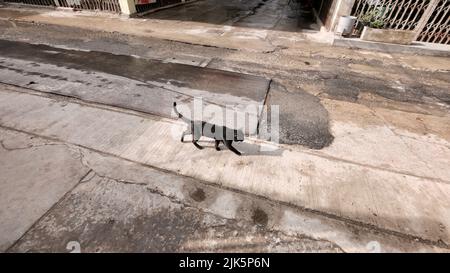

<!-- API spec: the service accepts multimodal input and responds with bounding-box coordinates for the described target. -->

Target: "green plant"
[360,8,385,29]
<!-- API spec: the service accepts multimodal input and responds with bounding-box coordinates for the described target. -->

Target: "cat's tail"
[173,102,190,123]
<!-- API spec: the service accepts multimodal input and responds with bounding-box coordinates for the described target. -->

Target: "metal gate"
[5,0,122,13]
[416,0,450,44]
[351,0,450,45]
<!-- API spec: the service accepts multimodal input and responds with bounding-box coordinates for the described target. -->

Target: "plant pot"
[360,26,416,45]
[336,16,357,37]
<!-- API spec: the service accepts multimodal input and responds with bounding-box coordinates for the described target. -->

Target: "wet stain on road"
[7,177,342,253]
[252,208,269,227]
[0,64,69,82]
[0,39,270,104]
[190,188,206,202]
[144,0,318,31]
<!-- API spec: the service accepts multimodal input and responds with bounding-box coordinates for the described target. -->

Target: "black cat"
[173,102,244,156]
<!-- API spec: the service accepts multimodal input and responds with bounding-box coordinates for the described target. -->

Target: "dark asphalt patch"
[259,81,334,149]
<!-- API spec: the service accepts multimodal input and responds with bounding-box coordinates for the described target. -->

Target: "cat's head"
[233,129,245,142]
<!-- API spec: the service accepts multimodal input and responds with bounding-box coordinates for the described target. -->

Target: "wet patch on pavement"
[189,187,207,202]
[252,208,269,227]
[0,39,270,109]
[144,0,318,32]
[0,57,188,119]
[0,39,271,134]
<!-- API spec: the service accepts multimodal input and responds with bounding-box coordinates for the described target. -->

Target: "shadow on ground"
[142,0,319,32]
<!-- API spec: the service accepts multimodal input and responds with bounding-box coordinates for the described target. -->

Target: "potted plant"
[359,8,416,45]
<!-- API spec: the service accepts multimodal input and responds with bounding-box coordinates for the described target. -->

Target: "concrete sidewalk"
[333,36,450,57]
[3,124,444,253]
[1,84,449,249]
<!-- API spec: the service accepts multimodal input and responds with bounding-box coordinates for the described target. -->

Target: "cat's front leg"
[224,140,241,156]
[215,140,221,151]
[181,130,189,142]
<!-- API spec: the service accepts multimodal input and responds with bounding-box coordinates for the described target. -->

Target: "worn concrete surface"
[2,128,446,253]
[0,2,449,252]
[0,84,449,250]
[333,37,450,57]
[0,130,89,251]
[0,128,342,253]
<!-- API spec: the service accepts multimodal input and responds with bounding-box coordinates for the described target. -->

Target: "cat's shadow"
[190,139,285,157]
[234,142,285,157]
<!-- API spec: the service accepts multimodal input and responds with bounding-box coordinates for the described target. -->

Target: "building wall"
[313,0,356,31]
[313,0,337,30]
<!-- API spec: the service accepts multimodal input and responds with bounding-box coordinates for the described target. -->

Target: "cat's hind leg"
[191,123,203,150]
[193,140,204,150]
[224,140,241,156]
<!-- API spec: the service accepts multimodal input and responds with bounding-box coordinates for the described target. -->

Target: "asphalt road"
[0,38,334,147]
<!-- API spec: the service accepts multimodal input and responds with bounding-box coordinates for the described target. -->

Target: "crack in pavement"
[362,103,444,180]
[5,168,93,252]
[74,166,346,252]
[0,139,63,151]
[57,138,450,251]
[161,38,239,52]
